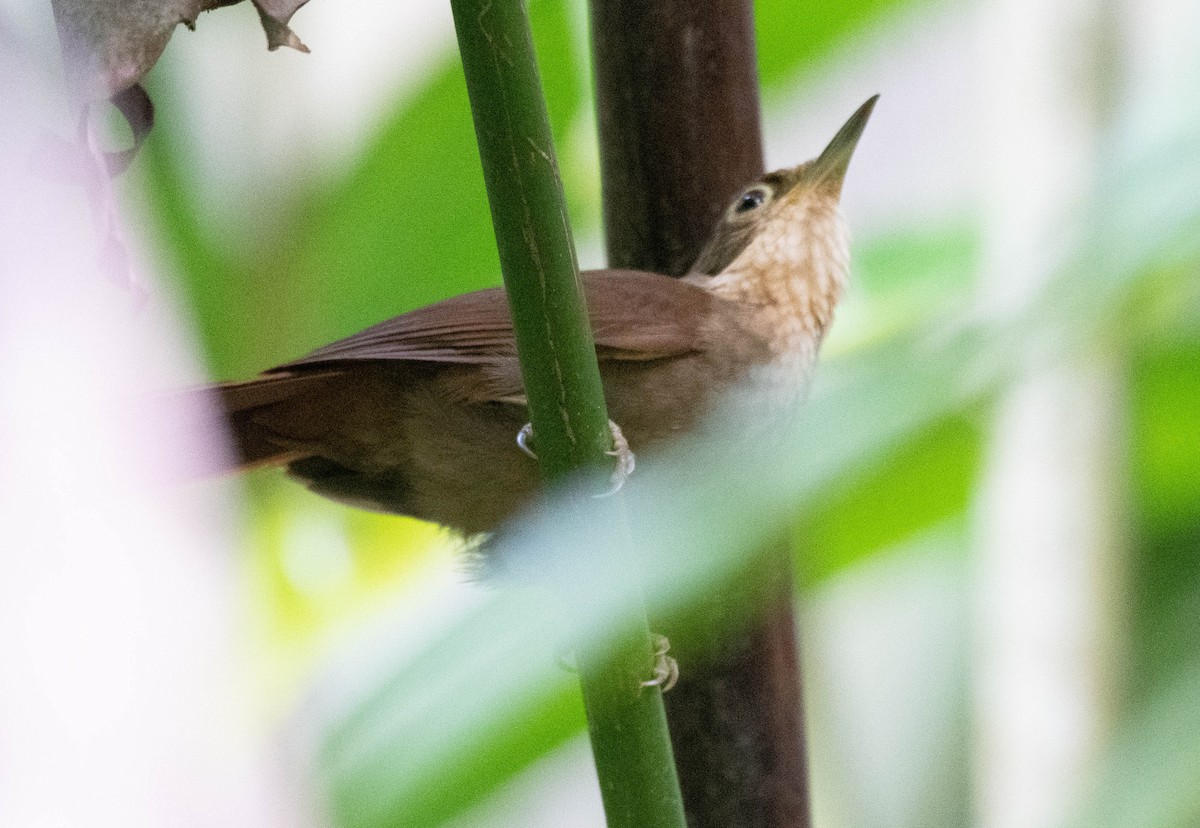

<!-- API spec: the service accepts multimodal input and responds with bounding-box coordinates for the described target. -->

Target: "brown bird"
[212,97,876,535]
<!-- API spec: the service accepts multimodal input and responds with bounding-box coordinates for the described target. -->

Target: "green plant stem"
[446,1,686,826]
[448,0,604,479]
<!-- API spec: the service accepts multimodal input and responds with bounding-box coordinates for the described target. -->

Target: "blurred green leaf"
[317,95,1200,827]
[755,0,928,90]
[126,4,1200,825]
[281,0,583,355]
[319,319,992,828]
[137,75,250,373]
[792,223,984,589]
[322,589,587,828]
[854,222,979,298]
[1072,654,1200,828]
[138,0,582,376]
[794,412,983,588]
[1130,341,1200,529]
[1128,340,1200,697]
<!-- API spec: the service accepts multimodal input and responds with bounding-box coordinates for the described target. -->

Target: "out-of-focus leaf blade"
[320,589,587,828]
[793,223,983,588]
[1130,342,1200,531]
[755,0,929,90]
[794,413,983,588]
[247,0,581,368]
[137,0,582,378]
[319,103,1200,828]
[1128,340,1200,699]
[1070,655,1200,828]
[137,85,250,373]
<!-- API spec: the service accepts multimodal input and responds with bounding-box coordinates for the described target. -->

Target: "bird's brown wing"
[276,269,719,371]
[584,270,721,361]
[215,269,732,477]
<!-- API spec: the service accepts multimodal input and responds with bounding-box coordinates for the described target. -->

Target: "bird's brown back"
[216,269,773,532]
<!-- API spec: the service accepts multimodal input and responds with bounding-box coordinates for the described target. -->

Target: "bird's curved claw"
[516,422,537,459]
[516,421,635,497]
[596,420,635,498]
[640,634,679,693]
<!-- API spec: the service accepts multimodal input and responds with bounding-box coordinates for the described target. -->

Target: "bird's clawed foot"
[640,634,679,693]
[598,420,635,497]
[557,634,678,693]
[514,420,636,496]
[516,422,537,459]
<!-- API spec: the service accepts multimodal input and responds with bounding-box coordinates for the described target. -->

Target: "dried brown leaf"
[251,0,311,52]
[51,0,311,102]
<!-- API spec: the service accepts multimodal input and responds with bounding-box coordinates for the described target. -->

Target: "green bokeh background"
[122,0,1200,825]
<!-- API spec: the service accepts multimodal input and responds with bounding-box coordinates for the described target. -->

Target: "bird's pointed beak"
[808,95,878,195]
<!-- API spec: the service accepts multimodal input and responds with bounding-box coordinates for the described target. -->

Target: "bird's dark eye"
[734,186,770,214]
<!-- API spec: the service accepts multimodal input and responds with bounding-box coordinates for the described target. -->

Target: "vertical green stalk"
[446,1,686,826]
[448,0,604,479]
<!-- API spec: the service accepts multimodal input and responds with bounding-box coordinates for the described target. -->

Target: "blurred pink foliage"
[0,36,318,827]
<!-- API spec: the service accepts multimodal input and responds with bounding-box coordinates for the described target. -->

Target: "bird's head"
[688,95,878,280]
